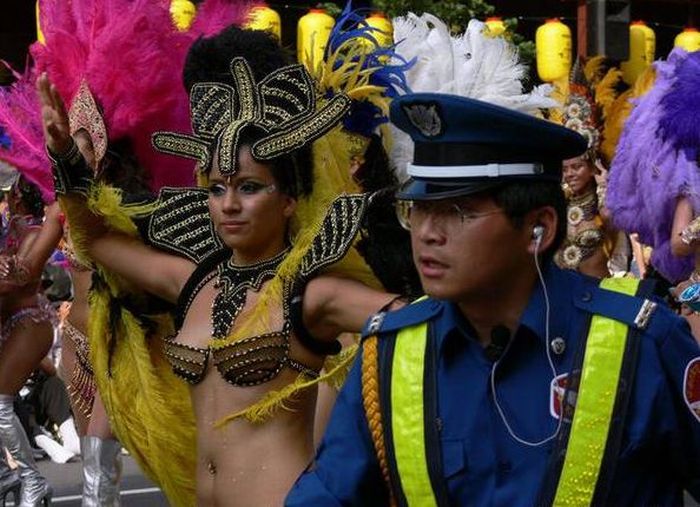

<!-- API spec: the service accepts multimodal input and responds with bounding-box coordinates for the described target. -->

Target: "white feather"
[390,16,557,181]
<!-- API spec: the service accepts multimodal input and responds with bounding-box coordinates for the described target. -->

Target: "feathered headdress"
[559,59,601,153]
[152,58,352,175]
[599,65,655,164]
[0,64,54,202]
[659,50,700,161]
[578,55,636,165]
[31,0,252,191]
[607,48,697,283]
[388,15,556,180]
[583,56,626,122]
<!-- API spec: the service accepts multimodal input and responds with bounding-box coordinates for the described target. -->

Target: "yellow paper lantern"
[297,8,335,71]
[622,21,656,85]
[365,12,393,47]
[245,5,281,40]
[536,18,572,82]
[484,16,506,37]
[675,27,700,53]
[170,0,196,32]
[36,1,45,44]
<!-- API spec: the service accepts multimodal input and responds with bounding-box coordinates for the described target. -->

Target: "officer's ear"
[525,206,557,256]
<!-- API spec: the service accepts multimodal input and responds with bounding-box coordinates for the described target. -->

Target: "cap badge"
[403,102,443,138]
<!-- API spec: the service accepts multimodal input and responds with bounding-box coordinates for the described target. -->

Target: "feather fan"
[659,50,700,159]
[390,15,555,180]
[32,0,251,191]
[607,49,697,283]
[0,64,53,202]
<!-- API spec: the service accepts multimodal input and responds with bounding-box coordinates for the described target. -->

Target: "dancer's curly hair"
[183,26,293,92]
[13,175,45,219]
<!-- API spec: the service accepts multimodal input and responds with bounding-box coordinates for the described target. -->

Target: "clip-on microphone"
[485,325,511,362]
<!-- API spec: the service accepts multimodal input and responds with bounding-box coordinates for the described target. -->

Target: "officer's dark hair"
[183,26,293,93]
[490,180,567,261]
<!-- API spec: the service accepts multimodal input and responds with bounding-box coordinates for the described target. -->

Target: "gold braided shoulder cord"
[361,335,397,507]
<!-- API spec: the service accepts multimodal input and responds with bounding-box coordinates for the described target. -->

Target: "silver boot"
[0,394,52,507]
[81,436,122,507]
[0,453,21,507]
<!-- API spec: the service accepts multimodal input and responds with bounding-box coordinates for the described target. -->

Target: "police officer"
[285,94,700,506]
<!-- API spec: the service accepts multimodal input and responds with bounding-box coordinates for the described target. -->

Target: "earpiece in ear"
[532,225,545,241]
[532,225,545,253]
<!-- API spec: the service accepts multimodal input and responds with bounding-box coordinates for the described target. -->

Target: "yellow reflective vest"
[362,277,652,507]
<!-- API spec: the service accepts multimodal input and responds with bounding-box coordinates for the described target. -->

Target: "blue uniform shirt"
[286,266,700,506]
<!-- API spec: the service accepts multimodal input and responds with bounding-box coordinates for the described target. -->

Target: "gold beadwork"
[146,188,223,263]
[556,190,604,270]
[211,248,288,339]
[63,321,96,418]
[68,80,108,166]
[151,57,351,176]
[162,195,366,389]
[298,193,368,281]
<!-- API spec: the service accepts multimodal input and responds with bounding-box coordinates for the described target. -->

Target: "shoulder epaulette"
[361,298,443,339]
[144,187,223,264]
[297,193,368,281]
[574,279,658,330]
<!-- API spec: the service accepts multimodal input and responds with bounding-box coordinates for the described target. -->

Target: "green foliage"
[372,0,495,31]
[317,2,342,17]
[503,18,536,70]
[372,1,535,72]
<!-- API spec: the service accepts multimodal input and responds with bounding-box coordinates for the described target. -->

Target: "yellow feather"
[58,187,197,506]
[348,85,387,100]
[584,55,606,84]
[600,66,656,163]
[322,342,360,390]
[594,68,623,119]
[88,290,197,506]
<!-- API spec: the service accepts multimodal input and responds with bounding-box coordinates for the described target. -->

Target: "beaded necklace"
[210,247,289,339]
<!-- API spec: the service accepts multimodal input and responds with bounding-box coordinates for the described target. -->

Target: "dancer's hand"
[0,255,28,293]
[36,72,72,155]
[44,202,63,224]
[0,255,11,279]
[593,159,608,187]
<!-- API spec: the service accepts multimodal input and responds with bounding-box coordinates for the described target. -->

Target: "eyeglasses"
[208,180,277,199]
[395,199,503,231]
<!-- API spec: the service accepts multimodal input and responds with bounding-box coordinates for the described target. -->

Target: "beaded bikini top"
[163,248,319,387]
[140,188,369,388]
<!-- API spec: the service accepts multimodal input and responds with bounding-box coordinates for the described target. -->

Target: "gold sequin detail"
[298,193,368,281]
[68,81,108,166]
[146,188,223,263]
[151,131,210,168]
[63,321,96,418]
[152,57,350,176]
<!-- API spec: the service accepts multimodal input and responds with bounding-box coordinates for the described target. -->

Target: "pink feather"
[0,64,54,202]
[31,0,252,191]
[190,0,254,38]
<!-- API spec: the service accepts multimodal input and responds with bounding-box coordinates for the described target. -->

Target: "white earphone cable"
[490,233,563,447]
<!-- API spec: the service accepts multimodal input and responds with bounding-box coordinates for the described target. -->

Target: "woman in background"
[0,175,61,506]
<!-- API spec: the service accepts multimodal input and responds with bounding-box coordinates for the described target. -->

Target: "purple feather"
[659,50,700,160]
[607,48,699,283]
